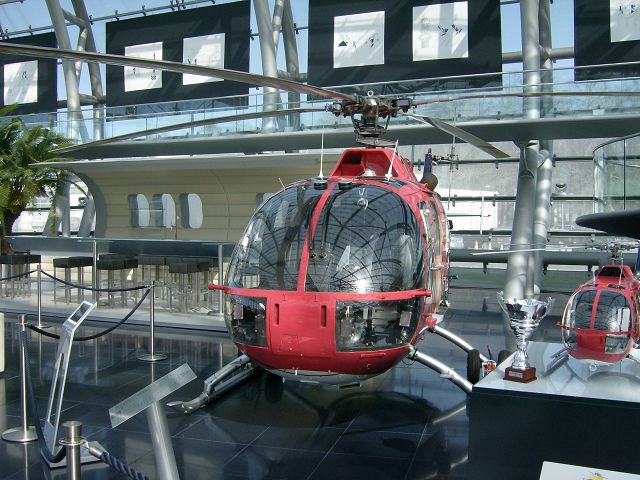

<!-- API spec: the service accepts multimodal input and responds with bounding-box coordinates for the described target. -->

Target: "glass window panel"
[179,193,203,229]
[228,183,324,290]
[306,184,424,293]
[127,194,150,228]
[151,193,176,228]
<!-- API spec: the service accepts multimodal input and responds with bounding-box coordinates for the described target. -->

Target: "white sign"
[333,11,385,69]
[183,33,225,85]
[3,60,38,104]
[413,2,469,61]
[124,42,163,92]
[540,461,640,480]
[610,0,640,43]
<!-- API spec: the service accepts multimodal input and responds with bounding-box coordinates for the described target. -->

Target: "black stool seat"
[54,257,83,269]
[3,253,41,264]
[96,259,126,270]
[123,258,139,269]
[68,256,93,267]
[169,262,197,274]
[138,255,166,266]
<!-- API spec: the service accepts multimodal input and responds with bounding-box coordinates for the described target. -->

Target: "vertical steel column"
[46,0,103,237]
[46,0,81,238]
[505,144,538,297]
[504,0,542,302]
[281,0,301,132]
[72,0,103,236]
[60,177,72,237]
[532,0,555,295]
[77,195,95,237]
[45,0,84,142]
[254,0,281,133]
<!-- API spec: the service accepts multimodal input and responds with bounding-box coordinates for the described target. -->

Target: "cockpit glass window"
[306,184,424,293]
[565,289,597,329]
[228,184,323,290]
[594,291,631,332]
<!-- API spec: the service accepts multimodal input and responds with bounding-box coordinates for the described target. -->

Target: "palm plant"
[0,113,71,253]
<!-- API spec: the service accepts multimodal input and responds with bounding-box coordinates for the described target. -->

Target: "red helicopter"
[0,41,566,411]
[208,143,451,386]
[560,257,640,365]
[559,210,640,366]
[475,240,640,368]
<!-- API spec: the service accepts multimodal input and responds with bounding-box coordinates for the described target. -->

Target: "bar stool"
[96,258,125,306]
[138,255,167,298]
[188,257,215,308]
[53,256,93,303]
[0,254,11,296]
[167,261,197,312]
[0,253,40,297]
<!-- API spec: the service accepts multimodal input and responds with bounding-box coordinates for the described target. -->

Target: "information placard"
[308,0,501,90]
[0,32,57,115]
[106,2,249,107]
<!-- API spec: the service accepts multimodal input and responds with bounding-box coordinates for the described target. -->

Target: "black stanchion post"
[60,421,83,480]
[138,283,167,362]
[2,314,37,443]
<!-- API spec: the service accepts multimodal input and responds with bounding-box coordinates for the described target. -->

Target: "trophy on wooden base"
[497,292,554,383]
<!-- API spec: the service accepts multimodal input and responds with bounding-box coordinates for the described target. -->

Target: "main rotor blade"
[576,209,640,240]
[0,42,355,102]
[412,90,640,106]
[52,107,327,154]
[471,248,546,256]
[404,113,511,159]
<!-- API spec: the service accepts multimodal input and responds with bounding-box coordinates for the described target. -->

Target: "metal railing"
[10,62,640,147]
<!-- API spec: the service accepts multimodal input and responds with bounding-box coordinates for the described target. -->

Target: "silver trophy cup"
[497,292,554,382]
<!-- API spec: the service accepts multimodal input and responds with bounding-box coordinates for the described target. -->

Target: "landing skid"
[167,354,259,414]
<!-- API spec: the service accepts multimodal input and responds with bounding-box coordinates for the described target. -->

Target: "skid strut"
[426,324,490,362]
[407,346,473,394]
[167,354,259,414]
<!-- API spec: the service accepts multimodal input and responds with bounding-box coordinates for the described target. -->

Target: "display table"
[469,341,640,480]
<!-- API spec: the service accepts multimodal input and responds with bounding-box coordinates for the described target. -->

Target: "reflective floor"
[0,288,561,480]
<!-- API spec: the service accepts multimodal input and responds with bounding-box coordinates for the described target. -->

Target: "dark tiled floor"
[0,288,560,479]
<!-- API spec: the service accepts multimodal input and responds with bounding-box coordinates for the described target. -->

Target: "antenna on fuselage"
[385,140,399,180]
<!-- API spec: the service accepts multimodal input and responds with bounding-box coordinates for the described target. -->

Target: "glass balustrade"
[594,132,640,213]
[9,62,640,145]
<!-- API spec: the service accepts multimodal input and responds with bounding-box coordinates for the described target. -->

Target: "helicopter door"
[423,201,443,308]
[593,290,632,355]
[561,288,596,349]
[419,203,436,307]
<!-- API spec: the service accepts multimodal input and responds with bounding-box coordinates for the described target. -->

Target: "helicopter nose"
[271,300,332,358]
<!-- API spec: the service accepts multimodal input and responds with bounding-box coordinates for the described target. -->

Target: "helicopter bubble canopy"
[561,287,633,360]
[227,179,425,293]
